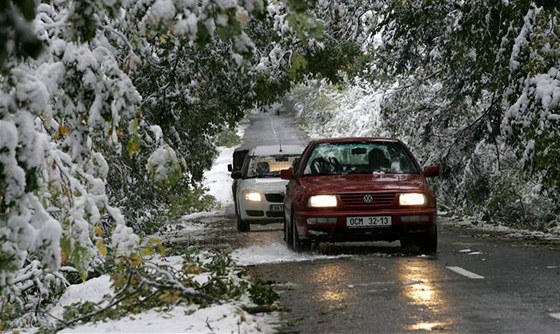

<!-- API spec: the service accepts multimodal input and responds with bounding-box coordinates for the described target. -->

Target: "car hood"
[300,173,427,193]
[238,178,288,193]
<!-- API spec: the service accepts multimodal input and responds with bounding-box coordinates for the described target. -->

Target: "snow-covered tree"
[360,0,560,223]
[1,0,360,328]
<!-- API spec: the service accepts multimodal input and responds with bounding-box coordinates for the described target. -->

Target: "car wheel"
[418,228,437,254]
[236,215,250,232]
[291,214,310,252]
[284,215,292,246]
[400,236,415,251]
[236,204,250,232]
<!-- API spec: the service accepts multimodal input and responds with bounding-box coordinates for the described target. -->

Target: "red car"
[280,138,440,253]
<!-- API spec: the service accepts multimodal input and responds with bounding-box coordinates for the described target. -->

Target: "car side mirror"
[423,165,440,177]
[280,168,294,180]
[227,164,233,172]
[231,170,242,179]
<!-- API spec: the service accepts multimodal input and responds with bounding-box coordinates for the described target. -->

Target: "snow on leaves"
[2,0,325,329]
[2,1,141,318]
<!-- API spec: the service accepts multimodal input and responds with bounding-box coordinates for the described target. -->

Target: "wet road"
[176,213,560,334]
[248,223,560,334]
[186,112,560,333]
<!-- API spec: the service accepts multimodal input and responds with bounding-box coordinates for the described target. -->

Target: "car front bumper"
[294,208,437,242]
[239,195,285,222]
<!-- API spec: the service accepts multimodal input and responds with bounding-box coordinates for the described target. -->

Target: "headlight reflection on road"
[408,281,435,304]
[398,264,440,306]
[312,263,349,303]
[397,260,456,332]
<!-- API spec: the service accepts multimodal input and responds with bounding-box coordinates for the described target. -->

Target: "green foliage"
[42,248,256,332]
[465,172,557,230]
[60,236,92,282]
[304,40,364,84]
[0,0,43,69]
[249,280,279,306]
[167,187,217,221]
[215,8,244,42]
[289,52,308,80]
[214,128,241,148]
[0,262,67,328]
[287,12,324,41]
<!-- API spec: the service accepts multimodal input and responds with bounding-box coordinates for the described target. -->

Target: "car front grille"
[339,192,397,208]
[265,193,284,203]
[246,210,264,217]
[266,211,284,217]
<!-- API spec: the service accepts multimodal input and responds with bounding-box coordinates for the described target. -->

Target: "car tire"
[418,228,437,254]
[284,216,292,246]
[400,236,415,251]
[236,204,250,232]
[291,214,310,252]
[237,215,250,232]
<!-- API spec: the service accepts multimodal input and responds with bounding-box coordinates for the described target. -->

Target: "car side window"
[386,143,419,174]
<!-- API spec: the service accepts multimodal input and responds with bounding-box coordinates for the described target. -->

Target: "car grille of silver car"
[264,193,284,203]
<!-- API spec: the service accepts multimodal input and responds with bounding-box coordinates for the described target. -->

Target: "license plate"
[269,204,284,212]
[346,216,392,228]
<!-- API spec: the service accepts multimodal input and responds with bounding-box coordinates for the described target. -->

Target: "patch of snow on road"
[202,121,249,210]
[233,241,349,266]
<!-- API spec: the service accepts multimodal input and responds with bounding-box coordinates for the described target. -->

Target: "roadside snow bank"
[49,276,114,320]
[59,303,270,333]
[50,255,278,334]
[202,121,248,210]
[233,241,350,266]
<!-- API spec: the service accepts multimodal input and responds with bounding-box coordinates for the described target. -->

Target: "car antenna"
[279,140,283,152]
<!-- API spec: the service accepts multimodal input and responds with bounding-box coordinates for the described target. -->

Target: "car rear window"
[245,154,300,178]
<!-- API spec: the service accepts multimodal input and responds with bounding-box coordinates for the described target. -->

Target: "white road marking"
[447,266,485,279]
[550,313,560,320]
[268,116,280,144]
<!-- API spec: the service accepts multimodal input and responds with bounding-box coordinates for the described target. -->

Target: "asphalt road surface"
[247,224,560,334]
[240,110,308,148]
[196,112,560,333]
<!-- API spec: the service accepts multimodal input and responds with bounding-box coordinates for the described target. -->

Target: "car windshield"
[302,142,419,176]
[245,154,300,178]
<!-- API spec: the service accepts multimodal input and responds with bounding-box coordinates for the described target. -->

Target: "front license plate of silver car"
[270,204,284,212]
[346,216,392,228]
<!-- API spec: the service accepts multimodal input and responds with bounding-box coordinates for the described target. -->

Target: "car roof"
[308,137,402,145]
[249,144,305,156]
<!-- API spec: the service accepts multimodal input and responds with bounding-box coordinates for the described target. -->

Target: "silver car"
[231,144,304,232]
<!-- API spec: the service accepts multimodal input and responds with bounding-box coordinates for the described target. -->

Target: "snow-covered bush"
[43,249,278,332]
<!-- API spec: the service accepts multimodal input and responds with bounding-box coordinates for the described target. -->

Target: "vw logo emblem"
[363,194,374,204]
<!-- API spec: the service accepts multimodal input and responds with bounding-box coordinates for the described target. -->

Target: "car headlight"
[308,195,338,208]
[399,193,426,206]
[244,191,262,202]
